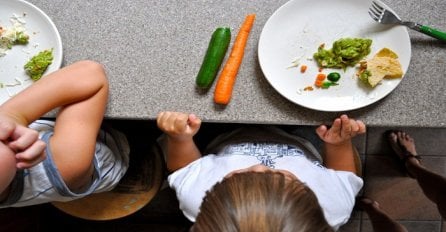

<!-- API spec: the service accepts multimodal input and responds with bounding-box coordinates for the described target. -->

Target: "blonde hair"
[191,172,334,232]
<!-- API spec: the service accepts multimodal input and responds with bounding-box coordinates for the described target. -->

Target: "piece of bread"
[374,47,399,59]
[357,48,403,87]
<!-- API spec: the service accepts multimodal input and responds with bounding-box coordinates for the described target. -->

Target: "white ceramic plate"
[258,0,411,112]
[0,0,62,105]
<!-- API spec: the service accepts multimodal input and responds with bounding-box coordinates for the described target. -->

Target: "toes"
[356,197,381,210]
[405,133,414,143]
[388,131,397,142]
[359,197,374,205]
[387,130,405,159]
[397,132,405,143]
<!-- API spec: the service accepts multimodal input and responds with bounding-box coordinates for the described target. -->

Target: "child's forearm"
[323,142,358,175]
[0,60,107,126]
[166,138,201,172]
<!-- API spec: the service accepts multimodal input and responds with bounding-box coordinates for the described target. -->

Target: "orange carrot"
[300,64,307,73]
[315,73,326,87]
[316,73,326,81]
[214,14,256,105]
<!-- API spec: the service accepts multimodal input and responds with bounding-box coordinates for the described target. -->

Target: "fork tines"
[368,1,385,21]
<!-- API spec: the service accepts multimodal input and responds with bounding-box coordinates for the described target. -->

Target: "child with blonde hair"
[157,111,365,231]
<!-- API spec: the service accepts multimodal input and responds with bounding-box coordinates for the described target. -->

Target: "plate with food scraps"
[0,0,62,105]
[258,0,411,112]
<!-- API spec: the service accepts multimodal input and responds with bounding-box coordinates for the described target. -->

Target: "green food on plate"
[313,38,372,69]
[0,30,29,50]
[24,49,54,81]
[321,81,338,89]
[327,72,341,82]
[358,69,372,84]
[13,31,29,45]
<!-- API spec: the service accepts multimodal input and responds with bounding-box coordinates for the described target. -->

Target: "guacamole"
[0,29,29,50]
[24,49,53,81]
[13,31,29,45]
[313,38,372,69]
[358,69,372,84]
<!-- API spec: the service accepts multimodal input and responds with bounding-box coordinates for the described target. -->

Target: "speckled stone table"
[29,0,446,127]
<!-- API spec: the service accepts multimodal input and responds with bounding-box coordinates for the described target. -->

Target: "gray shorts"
[0,120,130,208]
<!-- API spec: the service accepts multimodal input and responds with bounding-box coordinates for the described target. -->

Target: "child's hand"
[316,114,366,146]
[157,111,201,141]
[10,124,47,169]
[0,117,16,141]
[0,116,47,169]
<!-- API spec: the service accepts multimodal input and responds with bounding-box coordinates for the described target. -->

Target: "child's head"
[191,171,333,232]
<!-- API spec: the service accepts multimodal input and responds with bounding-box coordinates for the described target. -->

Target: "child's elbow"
[79,60,106,78]
[74,60,109,89]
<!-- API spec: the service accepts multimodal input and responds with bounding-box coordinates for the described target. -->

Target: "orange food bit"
[300,64,307,73]
[314,73,326,87]
[316,73,326,81]
[304,86,314,91]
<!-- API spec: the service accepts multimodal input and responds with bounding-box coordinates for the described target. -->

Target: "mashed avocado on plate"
[313,38,372,69]
[24,49,53,81]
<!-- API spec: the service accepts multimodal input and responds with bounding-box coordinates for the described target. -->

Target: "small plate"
[0,0,62,105]
[258,0,411,112]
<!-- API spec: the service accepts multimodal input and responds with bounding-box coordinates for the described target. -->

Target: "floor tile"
[363,155,442,220]
[366,127,446,156]
[361,220,441,232]
[338,219,360,232]
[398,221,442,232]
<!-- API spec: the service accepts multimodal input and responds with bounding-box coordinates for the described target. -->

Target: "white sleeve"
[312,169,363,230]
[168,159,213,222]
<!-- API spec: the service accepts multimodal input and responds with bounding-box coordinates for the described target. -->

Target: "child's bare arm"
[316,115,366,175]
[157,111,202,172]
[0,60,108,190]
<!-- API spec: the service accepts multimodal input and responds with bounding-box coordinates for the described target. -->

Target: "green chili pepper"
[321,81,338,89]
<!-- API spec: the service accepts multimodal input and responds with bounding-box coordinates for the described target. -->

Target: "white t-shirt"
[168,142,363,230]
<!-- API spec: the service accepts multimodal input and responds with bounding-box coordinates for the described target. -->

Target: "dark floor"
[0,120,445,232]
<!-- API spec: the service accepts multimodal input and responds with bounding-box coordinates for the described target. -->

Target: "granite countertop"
[29,0,446,127]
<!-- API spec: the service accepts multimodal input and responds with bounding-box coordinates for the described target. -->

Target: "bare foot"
[389,131,417,156]
[356,197,381,211]
[387,130,421,177]
[356,197,408,232]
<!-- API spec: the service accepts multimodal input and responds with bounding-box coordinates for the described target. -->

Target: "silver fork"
[368,0,446,42]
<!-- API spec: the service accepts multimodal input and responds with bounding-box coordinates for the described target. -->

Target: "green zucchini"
[196,27,231,88]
